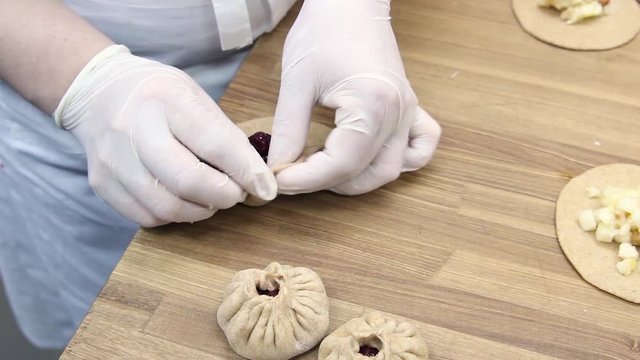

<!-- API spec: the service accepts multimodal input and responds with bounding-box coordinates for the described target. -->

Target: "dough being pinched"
[236,117,332,206]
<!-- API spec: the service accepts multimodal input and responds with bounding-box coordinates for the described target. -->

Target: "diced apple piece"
[595,223,616,243]
[618,243,639,260]
[601,187,625,207]
[585,186,601,198]
[578,209,597,231]
[614,210,628,226]
[594,207,615,225]
[617,197,639,214]
[616,258,637,276]
[614,223,632,243]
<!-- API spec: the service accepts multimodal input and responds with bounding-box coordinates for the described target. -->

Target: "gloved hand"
[54,45,277,227]
[268,0,441,195]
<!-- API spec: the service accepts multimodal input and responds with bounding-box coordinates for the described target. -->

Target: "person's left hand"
[267,0,441,195]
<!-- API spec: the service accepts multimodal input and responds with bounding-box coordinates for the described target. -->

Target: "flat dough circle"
[512,0,640,50]
[236,117,332,206]
[556,163,640,303]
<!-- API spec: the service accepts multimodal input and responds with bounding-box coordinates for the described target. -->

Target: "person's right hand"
[54,45,277,227]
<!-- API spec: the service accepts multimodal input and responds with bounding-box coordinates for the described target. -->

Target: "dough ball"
[319,312,429,360]
[217,262,330,360]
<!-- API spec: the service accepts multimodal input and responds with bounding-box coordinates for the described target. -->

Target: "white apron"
[0,0,294,348]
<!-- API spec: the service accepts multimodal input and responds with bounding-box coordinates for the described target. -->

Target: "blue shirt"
[0,0,292,348]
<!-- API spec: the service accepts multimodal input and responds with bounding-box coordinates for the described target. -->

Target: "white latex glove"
[54,45,277,227]
[268,0,441,195]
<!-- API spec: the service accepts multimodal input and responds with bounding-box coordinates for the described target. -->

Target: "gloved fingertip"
[267,147,299,169]
[271,168,298,195]
[268,80,316,168]
[255,170,278,201]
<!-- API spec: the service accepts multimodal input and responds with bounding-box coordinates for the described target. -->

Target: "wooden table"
[60,1,640,359]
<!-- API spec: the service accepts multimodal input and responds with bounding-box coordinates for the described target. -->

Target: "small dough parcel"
[556,163,640,303]
[319,312,429,360]
[217,262,330,360]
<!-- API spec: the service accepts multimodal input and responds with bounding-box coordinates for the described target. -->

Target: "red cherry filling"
[358,345,379,357]
[256,287,279,297]
[248,132,271,163]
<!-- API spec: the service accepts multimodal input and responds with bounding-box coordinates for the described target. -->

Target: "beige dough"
[216,262,330,360]
[512,0,640,50]
[319,312,429,360]
[236,117,332,206]
[556,163,640,303]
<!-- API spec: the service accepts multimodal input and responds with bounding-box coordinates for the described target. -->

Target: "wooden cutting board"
[60,1,640,359]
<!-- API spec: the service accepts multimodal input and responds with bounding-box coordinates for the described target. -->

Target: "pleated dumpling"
[217,262,330,360]
[319,312,429,360]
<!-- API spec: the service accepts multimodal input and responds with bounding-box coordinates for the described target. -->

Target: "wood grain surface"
[60,1,640,359]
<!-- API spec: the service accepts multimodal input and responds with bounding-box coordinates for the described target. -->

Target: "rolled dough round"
[555,163,640,303]
[512,0,640,50]
[236,117,332,206]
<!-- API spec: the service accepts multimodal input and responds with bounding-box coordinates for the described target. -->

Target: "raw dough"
[556,163,640,303]
[217,262,330,360]
[319,312,429,360]
[236,117,332,206]
[512,0,640,50]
